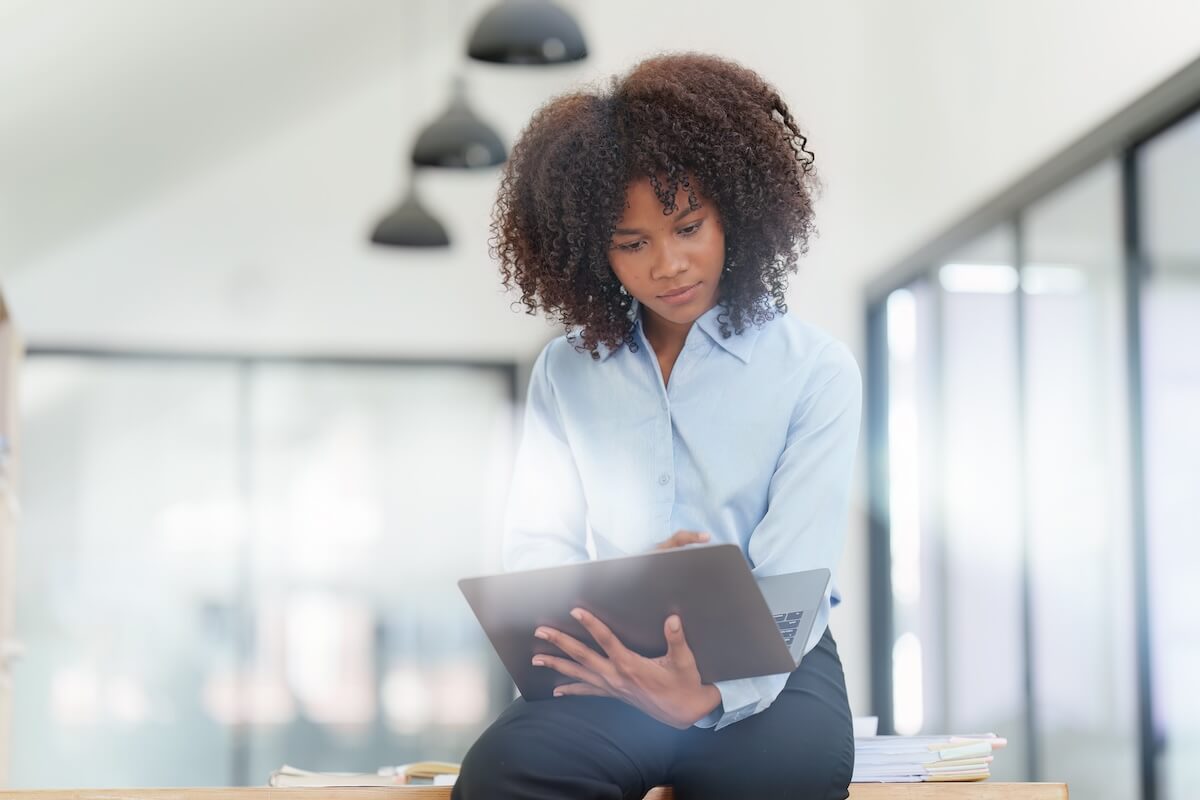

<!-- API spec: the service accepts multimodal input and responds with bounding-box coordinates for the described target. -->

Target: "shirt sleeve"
[694,340,863,731]
[502,343,591,571]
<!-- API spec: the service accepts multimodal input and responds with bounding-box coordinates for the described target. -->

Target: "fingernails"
[532,657,544,667]
[668,615,681,632]
[553,690,563,697]
[570,608,584,621]
[534,628,549,640]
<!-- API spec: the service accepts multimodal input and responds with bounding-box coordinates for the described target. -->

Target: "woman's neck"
[641,310,692,357]
[641,299,718,356]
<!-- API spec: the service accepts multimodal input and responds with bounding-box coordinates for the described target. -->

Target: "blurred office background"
[0,1,1198,798]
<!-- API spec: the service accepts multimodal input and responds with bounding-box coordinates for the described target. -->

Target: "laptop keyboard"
[773,611,804,648]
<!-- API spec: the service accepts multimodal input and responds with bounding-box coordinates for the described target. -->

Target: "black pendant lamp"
[370,178,451,248]
[412,78,507,168]
[467,0,588,65]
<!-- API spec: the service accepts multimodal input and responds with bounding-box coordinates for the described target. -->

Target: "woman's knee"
[727,756,851,800]
[453,723,529,799]
[795,755,853,800]
[792,729,854,800]
[453,697,658,800]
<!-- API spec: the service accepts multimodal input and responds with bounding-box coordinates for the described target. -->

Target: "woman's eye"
[679,222,702,236]
[616,240,645,252]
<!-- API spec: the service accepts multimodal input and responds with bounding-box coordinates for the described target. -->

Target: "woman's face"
[607,177,725,329]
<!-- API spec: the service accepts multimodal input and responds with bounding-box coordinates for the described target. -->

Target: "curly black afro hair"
[492,52,819,358]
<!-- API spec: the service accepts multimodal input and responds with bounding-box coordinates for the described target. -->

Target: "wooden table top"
[0,783,1069,799]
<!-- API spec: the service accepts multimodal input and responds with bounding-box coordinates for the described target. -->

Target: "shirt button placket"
[659,392,674,504]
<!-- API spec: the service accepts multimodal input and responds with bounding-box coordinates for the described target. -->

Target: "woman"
[454,53,861,800]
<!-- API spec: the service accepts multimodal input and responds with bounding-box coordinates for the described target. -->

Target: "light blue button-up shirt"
[502,302,862,730]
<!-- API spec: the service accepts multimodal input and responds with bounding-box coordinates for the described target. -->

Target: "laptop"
[458,543,829,701]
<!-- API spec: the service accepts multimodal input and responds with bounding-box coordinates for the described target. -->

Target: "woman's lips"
[658,282,701,306]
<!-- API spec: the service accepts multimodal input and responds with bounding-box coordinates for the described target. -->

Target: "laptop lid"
[459,544,813,700]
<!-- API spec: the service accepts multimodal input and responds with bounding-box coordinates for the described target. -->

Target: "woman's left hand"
[532,608,722,729]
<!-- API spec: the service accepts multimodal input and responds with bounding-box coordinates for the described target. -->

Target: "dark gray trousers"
[453,627,854,800]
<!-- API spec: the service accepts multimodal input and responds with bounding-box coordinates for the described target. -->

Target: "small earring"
[619,285,629,296]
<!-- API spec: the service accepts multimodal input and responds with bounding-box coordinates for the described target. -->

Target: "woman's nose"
[652,242,688,279]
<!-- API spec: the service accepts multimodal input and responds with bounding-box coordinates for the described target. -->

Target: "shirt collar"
[694,302,761,364]
[594,300,762,364]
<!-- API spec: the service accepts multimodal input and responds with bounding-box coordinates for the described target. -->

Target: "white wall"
[3,0,1200,716]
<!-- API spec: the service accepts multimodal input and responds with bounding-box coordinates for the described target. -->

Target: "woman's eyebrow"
[612,205,702,236]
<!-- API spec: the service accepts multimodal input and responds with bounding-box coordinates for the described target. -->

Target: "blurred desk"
[0,783,1069,799]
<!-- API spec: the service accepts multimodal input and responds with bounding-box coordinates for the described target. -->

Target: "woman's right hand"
[655,530,711,550]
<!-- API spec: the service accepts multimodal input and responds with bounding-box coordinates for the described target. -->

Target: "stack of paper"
[268,761,460,788]
[852,734,1006,783]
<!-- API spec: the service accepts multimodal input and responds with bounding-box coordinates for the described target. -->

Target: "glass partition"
[936,227,1028,780]
[1140,107,1200,800]
[10,355,514,788]
[242,362,513,779]
[884,226,1028,779]
[885,279,943,737]
[869,62,1200,800]
[11,358,241,786]
[1022,161,1139,798]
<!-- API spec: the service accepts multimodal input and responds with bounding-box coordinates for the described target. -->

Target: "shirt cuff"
[691,673,790,731]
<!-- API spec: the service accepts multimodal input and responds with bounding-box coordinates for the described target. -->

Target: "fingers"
[569,608,633,664]
[532,653,607,689]
[552,682,610,698]
[535,623,617,679]
[656,530,711,550]
[663,614,697,668]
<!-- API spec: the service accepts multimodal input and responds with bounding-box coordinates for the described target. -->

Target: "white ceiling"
[0,0,453,269]
[0,0,866,359]
[0,0,591,358]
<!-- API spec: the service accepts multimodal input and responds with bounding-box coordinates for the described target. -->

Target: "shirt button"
[661,400,668,411]
[658,473,671,486]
